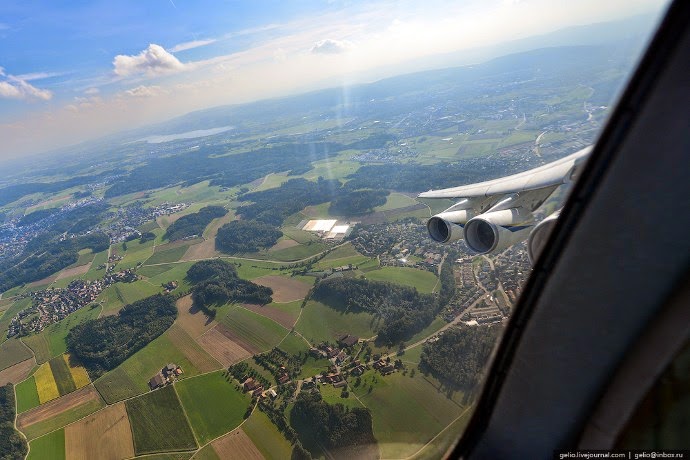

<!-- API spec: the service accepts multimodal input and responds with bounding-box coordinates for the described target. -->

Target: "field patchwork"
[218,306,288,354]
[18,385,104,441]
[242,407,293,460]
[34,362,60,404]
[0,357,35,386]
[252,275,311,303]
[240,301,300,329]
[0,337,33,371]
[27,428,65,460]
[195,326,252,367]
[175,371,251,445]
[49,354,77,395]
[296,301,379,344]
[167,323,221,373]
[64,402,135,460]
[125,385,197,454]
[212,428,263,460]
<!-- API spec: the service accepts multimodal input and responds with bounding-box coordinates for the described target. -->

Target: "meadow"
[218,307,288,354]
[241,409,293,460]
[126,385,198,454]
[27,428,65,460]
[365,266,438,294]
[295,301,379,344]
[175,371,251,444]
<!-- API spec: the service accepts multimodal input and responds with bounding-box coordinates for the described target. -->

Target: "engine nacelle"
[426,209,474,243]
[527,211,560,264]
[464,208,533,254]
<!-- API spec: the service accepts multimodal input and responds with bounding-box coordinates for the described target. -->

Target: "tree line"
[215,220,283,254]
[0,231,110,293]
[311,277,439,346]
[66,294,177,378]
[290,392,377,458]
[188,260,273,311]
[419,325,503,390]
[329,189,389,216]
[0,384,28,459]
[164,205,227,241]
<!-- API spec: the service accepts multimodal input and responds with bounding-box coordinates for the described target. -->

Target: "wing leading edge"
[417,146,591,199]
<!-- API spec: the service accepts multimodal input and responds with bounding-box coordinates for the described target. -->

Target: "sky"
[0,0,666,159]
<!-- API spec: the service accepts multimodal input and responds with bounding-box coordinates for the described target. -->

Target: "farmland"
[94,332,201,403]
[125,386,197,454]
[295,301,379,344]
[242,409,293,460]
[64,402,135,459]
[195,326,252,367]
[210,429,263,460]
[166,324,221,373]
[0,357,35,386]
[0,337,33,370]
[15,376,40,413]
[241,301,301,329]
[365,266,439,294]
[251,275,311,303]
[18,385,105,440]
[353,371,467,459]
[34,362,60,404]
[27,428,65,460]
[218,307,288,354]
[175,371,251,444]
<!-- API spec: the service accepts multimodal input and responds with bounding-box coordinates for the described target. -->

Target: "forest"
[16,208,56,227]
[188,259,273,310]
[290,392,377,458]
[0,384,28,459]
[0,231,110,293]
[0,169,115,207]
[66,294,177,377]
[237,177,341,226]
[419,325,503,390]
[215,219,283,253]
[311,278,439,345]
[329,189,389,216]
[164,205,227,241]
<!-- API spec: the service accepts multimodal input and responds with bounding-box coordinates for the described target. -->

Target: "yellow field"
[64,354,90,388]
[34,362,60,404]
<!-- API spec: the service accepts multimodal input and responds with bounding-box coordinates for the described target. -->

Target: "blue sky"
[0,0,666,158]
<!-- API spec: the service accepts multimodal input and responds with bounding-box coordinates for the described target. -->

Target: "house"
[163,363,179,377]
[252,386,265,398]
[149,373,165,389]
[380,364,395,375]
[338,334,359,348]
[351,365,365,376]
[278,374,290,385]
[309,347,322,358]
[335,350,348,365]
[264,389,278,399]
[333,380,347,388]
[243,377,259,392]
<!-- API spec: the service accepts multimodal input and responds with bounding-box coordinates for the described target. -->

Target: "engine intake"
[426,209,474,243]
[464,208,533,254]
[527,211,560,264]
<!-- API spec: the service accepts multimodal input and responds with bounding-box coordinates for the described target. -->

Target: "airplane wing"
[417,146,591,199]
[418,146,591,257]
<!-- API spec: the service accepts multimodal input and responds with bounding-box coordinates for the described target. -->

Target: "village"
[104,201,189,243]
[6,267,139,337]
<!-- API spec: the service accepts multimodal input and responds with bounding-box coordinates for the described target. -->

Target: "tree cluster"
[237,177,341,226]
[0,384,28,459]
[215,220,283,254]
[66,294,177,378]
[188,260,273,308]
[290,392,376,457]
[311,277,438,345]
[329,189,389,216]
[419,325,503,390]
[0,231,110,293]
[17,208,56,227]
[164,205,227,241]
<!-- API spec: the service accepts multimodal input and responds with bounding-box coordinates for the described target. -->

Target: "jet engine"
[464,208,533,254]
[426,209,474,243]
[527,211,560,264]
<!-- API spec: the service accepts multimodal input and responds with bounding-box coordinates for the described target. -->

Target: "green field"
[22,333,51,364]
[94,332,201,404]
[27,428,65,460]
[374,193,419,211]
[175,371,251,444]
[411,409,474,460]
[0,338,33,370]
[264,241,328,262]
[21,393,105,440]
[319,383,364,410]
[144,262,195,292]
[112,280,162,305]
[365,266,438,294]
[133,454,193,460]
[276,332,309,356]
[192,445,220,460]
[83,249,109,280]
[126,385,198,454]
[242,409,293,460]
[353,371,466,459]
[137,264,176,278]
[118,239,155,269]
[219,307,288,353]
[49,355,76,395]
[144,245,190,265]
[16,376,40,413]
[295,301,379,344]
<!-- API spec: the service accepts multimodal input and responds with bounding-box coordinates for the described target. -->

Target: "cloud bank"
[311,39,352,54]
[113,44,185,77]
[170,39,217,52]
[0,67,53,101]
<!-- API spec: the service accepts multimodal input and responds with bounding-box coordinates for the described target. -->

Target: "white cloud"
[113,44,185,77]
[15,71,64,81]
[170,39,217,52]
[84,87,100,95]
[311,38,353,54]
[122,85,167,98]
[0,68,53,101]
